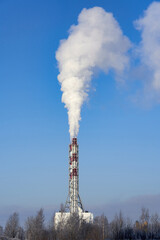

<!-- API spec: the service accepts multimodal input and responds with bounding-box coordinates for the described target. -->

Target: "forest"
[0,207,160,240]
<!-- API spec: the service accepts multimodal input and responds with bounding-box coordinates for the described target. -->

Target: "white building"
[54,211,93,228]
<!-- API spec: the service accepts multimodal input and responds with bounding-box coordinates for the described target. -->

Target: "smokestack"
[54,138,93,227]
[55,6,132,226]
[66,137,84,213]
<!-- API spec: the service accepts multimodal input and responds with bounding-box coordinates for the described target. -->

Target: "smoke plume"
[56,7,131,138]
[135,1,160,100]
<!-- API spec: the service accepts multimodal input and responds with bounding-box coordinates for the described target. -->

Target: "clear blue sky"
[0,0,160,224]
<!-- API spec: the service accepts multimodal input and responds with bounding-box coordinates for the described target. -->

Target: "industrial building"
[54,138,93,227]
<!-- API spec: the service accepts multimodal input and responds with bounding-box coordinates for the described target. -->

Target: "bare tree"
[86,223,102,240]
[0,226,3,237]
[78,221,93,240]
[150,212,160,239]
[110,211,125,240]
[25,208,45,240]
[4,212,20,238]
[66,213,80,240]
[124,217,134,240]
[17,226,25,240]
[56,213,81,240]
[140,207,149,224]
[139,207,150,240]
[94,214,109,240]
[47,214,57,240]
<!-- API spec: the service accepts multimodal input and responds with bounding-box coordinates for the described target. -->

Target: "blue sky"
[0,0,160,225]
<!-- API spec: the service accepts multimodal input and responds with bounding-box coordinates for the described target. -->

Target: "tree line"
[0,207,160,240]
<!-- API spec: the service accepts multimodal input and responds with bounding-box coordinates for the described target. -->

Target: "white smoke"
[135,2,160,95]
[56,7,131,138]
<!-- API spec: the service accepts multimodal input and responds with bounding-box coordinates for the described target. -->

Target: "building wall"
[54,212,93,228]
